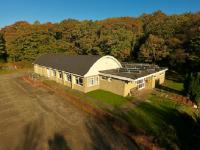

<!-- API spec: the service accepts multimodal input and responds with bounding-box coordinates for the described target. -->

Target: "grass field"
[113,94,198,149]
[0,61,33,75]
[86,88,199,148]
[87,90,127,107]
[164,79,183,92]
[43,78,199,149]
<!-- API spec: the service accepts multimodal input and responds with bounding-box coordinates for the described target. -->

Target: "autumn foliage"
[0,11,199,73]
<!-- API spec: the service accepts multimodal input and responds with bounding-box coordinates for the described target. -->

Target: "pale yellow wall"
[151,71,166,88]
[99,76,126,96]
[145,76,154,89]
[83,76,100,93]
[159,72,165,84]
[124,81,137,96]
[34,65,38,74]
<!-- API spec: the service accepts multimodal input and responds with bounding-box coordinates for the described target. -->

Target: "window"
[75,76,83,86]
[59,71,63,79]
[88,76,99,87]
[65,73,71,82]
[53,70,56,77]
[137,79,145,90]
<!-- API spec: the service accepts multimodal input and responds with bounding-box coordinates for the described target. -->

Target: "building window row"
[47,68,84,86]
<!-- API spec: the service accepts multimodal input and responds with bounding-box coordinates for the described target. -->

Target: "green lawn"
[113,94,198,149]
[43,78,199,149]
[164,79,183,92]
[87,90,127,107]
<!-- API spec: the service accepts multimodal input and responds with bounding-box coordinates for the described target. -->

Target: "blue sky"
[0,0,200,28]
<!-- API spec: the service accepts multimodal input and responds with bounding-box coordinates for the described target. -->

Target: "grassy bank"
[41,77,199,149]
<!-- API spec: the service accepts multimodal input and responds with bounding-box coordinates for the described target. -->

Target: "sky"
[0,0,200,28]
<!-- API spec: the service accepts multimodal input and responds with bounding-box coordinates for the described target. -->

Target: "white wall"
[84,55,122,77]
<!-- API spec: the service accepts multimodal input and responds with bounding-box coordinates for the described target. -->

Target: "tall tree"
[138,34,169,63]
[0,33,6,62]
[184,72,200,104]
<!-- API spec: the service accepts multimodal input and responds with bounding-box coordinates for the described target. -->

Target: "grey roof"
[33,54,101,76]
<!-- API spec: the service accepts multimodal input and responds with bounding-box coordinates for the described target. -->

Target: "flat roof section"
[100,63,167,80]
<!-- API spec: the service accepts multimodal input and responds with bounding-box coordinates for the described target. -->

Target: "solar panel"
[120,63,160,74]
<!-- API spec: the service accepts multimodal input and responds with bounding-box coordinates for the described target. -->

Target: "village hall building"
[33,54,167,97]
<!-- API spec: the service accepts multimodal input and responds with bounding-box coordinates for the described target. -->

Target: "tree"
[169,49,187,72]
[138,34,169,63]
[0,11,199,73]
[33,20,41,25]
[184,72,200,104]
[188,36,200,58]
[0,33,7,62]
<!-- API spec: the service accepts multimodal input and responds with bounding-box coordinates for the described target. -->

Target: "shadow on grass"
[85,117,139,150]
[156,84,183,95]
[165,70,184,83]
[112,102,200,150]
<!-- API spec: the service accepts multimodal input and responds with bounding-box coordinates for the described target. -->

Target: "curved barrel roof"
[33,54,101,76]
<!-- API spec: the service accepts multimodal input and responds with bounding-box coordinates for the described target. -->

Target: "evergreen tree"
[184,72,200,104]
[0,33,6,62]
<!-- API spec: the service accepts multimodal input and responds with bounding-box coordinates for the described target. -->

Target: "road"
[0,73,137,150]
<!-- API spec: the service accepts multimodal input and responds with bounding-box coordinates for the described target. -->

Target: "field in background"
[0,61,33,74]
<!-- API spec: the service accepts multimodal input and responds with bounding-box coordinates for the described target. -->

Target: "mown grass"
[43,80,103,109]
[164,79,183,92]
[87,90,127,107]
[42,78,199,149]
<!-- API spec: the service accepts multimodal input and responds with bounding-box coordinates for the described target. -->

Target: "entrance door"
[155,79,160,87]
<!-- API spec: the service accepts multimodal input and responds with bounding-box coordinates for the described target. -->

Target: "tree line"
[0,11,199,73]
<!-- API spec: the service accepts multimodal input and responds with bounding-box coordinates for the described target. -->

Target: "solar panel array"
[119,63,160,74]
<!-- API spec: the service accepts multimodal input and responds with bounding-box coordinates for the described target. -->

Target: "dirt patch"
[0,73,137,150]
